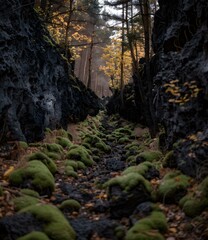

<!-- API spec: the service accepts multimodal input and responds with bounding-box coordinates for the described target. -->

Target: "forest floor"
[0,112,207,240]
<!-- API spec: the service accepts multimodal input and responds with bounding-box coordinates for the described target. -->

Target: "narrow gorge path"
[0,113,207,240]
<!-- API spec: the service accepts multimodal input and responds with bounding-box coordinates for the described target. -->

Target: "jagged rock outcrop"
[152,0,208,177]
[0,0,100,143]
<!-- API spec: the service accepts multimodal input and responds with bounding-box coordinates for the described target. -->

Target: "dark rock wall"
[152,0,208,177]
[0,0,100,142]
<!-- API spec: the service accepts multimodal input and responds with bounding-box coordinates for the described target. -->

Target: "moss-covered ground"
[0,113,206,240]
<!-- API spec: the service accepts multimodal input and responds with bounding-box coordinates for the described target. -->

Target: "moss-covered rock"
[19,141,28,149]
[13,195,39,211]
[20,189,40,198]
[104,172,152,193]
[179,176,208,217]
[28,152,57,174]
[162,151,174,167]
[44,152,61,161]
[180,195,208,217]
[125,211,167,240]
[20,204,76,240]
[118,137,130,144]
[83,134,110,153]
[122,162,155,177]
[59,199,81,211]
[56,137,73,148]
[65,167,78,178]
[45,143,63,153]
[56,129,73,141]
[17,231,50,240]
[77,161,87,170]
[9,160,55,195]
[136,151,163,163]
[65,160,78,170]
[157,171,190,203]
[67,146,94,166]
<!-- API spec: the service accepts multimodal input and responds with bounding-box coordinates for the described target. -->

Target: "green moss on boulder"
[104,173,152,193]
[122,162,154,177]
[67,146,94,166]
[179,176,208,217]
[45,143,63,153]
[28,152,57,174]
[137,151,163,163]
[157,171,190,203]
[44,152,61,161]
[13,195,39,211]
[20,189,40,198]
[125,211,167,240]
[56,137,73,148]
[20,204,76,240]
[118,137,130,144]
[65,160,78,170]
[59,199,81,211]
[9,160,55,195]
[65,167,78,178]
[17,231,50,240]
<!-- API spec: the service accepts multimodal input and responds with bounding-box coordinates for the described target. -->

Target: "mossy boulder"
[157,171,190,203]
[18,141,28,149]
[125,211,167,240]
[104,172,152,193]
[59,199,81,211]
[179,194,208,217]
[28,152,57,174]
[136,151,163,163]
[9,160,55,195]
[67,146,94,166]
[56,137,73,148]
[45,143,63,153]
[56,129,73,141]
[83,134,110,153]
[20,204,76,240]
[65,166,78,178]
[118,137,130,144]
[179,176,208,217]
[162,151,175,168]
[44,152,61,161]
[13,195,39,211]
[122,162,153,176]
[65,160,78,170]
[17,231,50,240]
[20,189,40,198]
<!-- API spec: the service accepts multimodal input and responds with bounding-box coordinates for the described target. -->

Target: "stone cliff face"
[0,0,100,143]
[152,0,208,177]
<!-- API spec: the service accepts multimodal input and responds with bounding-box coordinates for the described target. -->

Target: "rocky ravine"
[0,113,208,240]
[0,0,100,144]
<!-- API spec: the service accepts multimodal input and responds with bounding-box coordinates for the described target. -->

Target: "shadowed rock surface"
[0,0,100,143]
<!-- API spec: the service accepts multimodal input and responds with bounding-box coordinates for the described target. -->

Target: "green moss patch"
[44,152,61,161]
[17,231,50,240]
[137,151,163,163]
[67,146,94,166]
[179,176,208,217]
[9,160,55,195]
[122,162,155,177]
[56,137,73,148]
[83,134,110,153]
[125,211,167,240]
[157,171,190,203]
[28,152,57,174]
[45,143,63,153]
[104,173,152,193]
[20,204,76,240]
[20,189,40,198]
[59,199,81,211]
[65,166,78,178]
[13,195,39,211]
